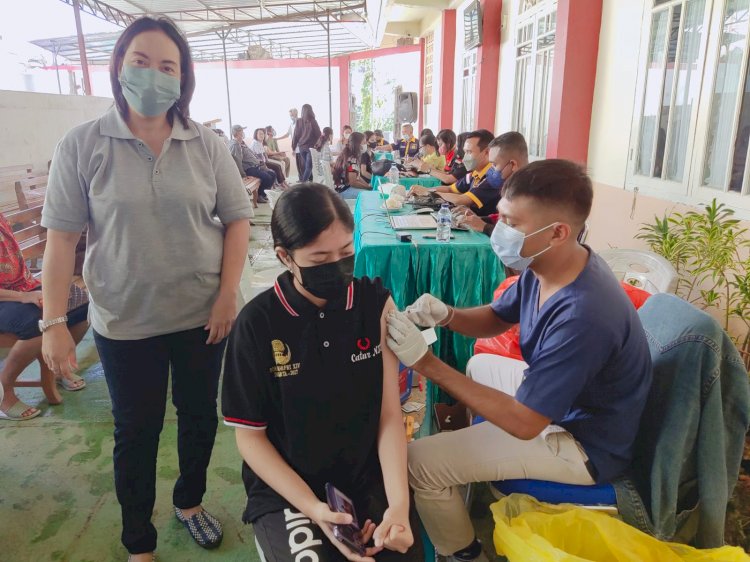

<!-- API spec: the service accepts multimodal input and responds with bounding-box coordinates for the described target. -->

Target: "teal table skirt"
[371,175,442,190]
[354,192,505,432]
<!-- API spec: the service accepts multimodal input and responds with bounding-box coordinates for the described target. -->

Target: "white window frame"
[626,0,750,217]
[692,1,750,209]
[461,49,478,132]
[511,0,557,160]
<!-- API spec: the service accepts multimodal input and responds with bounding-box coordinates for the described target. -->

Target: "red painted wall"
[474,0,502,131]
[439,9,457,130]
[545,0,603,163]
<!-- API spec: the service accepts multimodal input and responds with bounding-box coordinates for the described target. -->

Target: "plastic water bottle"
[388,164,400,186]
[436,203,452,243]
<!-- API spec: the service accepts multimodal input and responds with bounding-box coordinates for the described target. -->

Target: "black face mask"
[292,254,355,300]
[368,142,377,149]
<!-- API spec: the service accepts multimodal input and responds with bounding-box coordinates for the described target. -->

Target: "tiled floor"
[0,200,498,562]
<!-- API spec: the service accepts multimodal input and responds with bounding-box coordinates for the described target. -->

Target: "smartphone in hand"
[325,483,366,555]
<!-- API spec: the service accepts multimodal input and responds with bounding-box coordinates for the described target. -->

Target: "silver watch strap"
[42,316,68,330]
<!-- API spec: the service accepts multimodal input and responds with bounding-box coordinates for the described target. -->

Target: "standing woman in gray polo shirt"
[39,17,253,561]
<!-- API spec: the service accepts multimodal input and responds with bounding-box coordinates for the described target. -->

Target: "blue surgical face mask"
[490,221,557,271]
[486,166,504,189]
[119,65,180,117]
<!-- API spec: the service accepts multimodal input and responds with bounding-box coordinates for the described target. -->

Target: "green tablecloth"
[373,151,394,161]
[370,175,442,190]
[354,192,505,432]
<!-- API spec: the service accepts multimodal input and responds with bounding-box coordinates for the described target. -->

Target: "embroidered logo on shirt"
[270,340,301,378]
[351,341,382,364]
[357,337,371,351]
[272,339,292,366]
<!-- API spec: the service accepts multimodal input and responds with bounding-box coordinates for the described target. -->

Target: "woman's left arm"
[205,219,250,344]
[373,297,414,553]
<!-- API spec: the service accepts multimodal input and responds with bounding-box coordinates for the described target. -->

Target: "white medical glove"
[404,294,451,327]
[387,311,428,368]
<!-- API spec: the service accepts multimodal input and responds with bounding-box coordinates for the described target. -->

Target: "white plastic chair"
[599,249,678,294]
[310,148,323,183]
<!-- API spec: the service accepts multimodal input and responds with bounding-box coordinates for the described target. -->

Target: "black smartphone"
[325,483,366,555]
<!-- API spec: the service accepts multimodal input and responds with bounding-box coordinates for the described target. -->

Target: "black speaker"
[396,92,418,123]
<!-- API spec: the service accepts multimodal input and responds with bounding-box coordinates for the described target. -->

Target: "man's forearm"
[444,305,512,338]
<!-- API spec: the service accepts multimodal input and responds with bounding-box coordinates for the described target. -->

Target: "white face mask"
[490,221,557,270]
[344,132,351,139]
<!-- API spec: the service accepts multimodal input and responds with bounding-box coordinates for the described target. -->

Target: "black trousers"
[253,489,424,562]
[95,327,227,554]
[295,151,305,182]
[245,165,275,197]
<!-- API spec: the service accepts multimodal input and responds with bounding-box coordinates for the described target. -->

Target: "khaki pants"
[407,354,595,555]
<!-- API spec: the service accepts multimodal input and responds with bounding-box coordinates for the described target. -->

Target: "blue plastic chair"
[471,416,617,511]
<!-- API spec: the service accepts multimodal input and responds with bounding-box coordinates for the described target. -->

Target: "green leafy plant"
[637,199,750,364]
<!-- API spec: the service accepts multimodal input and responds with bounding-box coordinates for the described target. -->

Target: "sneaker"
[174,506,223,549]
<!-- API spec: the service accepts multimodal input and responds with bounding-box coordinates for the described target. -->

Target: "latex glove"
[387,311,428,368]
[404,294,450,327]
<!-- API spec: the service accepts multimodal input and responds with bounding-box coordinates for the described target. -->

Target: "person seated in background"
[251,128,289,190]
[408,133,444,177]
[314,127,335,173]
[332,125,353,157]
[265,126,291,178]
[379,123,420,160]
[415,129,466,186]
[386,160,652,562]
[374,129,388,147]
[0,212,89,420]
[411,130,498,217]
[419,128,434,139]
[230,124,276,204]
[213,128,231,149]
[457,132,530,235]
[334,132,371,199]
[360,130,376,182]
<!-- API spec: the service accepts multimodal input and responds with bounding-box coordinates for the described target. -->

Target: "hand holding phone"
[324,483,368,556]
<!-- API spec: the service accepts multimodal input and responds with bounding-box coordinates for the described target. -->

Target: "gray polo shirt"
[42,106,254,340]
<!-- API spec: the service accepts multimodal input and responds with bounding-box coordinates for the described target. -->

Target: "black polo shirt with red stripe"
[222,271,391,523]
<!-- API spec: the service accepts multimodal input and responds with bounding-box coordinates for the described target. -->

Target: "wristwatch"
[38,316,68,333]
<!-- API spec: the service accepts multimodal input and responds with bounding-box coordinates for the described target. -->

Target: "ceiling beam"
[392,0,450,7]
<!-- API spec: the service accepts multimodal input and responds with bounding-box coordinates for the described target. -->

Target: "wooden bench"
[0,164,34,214]
[244,176,261,207]
[15,175,48,210]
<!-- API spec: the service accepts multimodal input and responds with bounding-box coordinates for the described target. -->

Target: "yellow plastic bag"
[491,494,749,562]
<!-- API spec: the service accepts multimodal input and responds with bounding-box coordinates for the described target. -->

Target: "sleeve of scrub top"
[222,307,270,430]
[490,274,524,324]
[210,133,255,223]
[42,138,89,233]
[514,314,616,422]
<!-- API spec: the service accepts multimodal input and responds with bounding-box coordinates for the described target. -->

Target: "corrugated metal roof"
[36,0,384,62]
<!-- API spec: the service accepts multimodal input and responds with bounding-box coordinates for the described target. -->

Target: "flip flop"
[56,374,86,392]
[0,400,41,421]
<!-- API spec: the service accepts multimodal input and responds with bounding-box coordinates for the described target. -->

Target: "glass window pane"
[665,0,707,181]
[652,4,682,178]
[703,1,750,190]
[637,10,670,176]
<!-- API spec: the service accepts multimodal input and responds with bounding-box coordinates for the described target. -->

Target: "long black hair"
[272,183,354,253]
[334,131,365,185]
[315,126,334,151]
[456,132,470,160]
[301,103,316,122]
[109,16,195,129]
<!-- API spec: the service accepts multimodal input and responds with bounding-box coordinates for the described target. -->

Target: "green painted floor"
[0,201,499,562]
